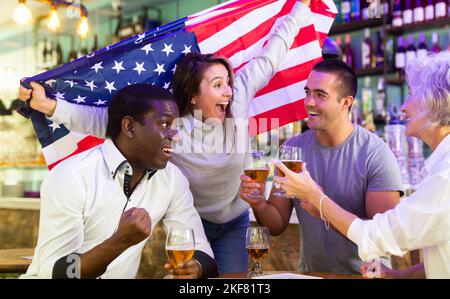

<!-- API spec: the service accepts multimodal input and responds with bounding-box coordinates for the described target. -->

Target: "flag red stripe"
[254,56,322,97]
[188,0,283,44]
[249,99,308,136]
[47,135,105,170]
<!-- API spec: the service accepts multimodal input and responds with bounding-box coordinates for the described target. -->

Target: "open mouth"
[161,146,173,159]
[216,101,229,114]
[308,111,320,117]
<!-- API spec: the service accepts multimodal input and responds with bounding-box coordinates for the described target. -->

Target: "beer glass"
[165,227,195,269]
[243,150,270,197]
[246,226,270,277]
[273,145,303,196]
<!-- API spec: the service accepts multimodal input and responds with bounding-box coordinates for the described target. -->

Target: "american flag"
[23,0,337,169]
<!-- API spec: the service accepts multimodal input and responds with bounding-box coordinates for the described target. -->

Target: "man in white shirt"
[22,84,217,279]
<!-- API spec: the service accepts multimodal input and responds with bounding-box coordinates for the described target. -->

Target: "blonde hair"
[405,51,450,127]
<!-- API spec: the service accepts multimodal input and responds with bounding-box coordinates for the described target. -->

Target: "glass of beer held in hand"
[165,227,195,269]
[243,150,270,197]
[246,226,270,277]
[273,145,303,196]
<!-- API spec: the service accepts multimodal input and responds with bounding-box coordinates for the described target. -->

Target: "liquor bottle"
[431,32,441,52]
[362,0,369,20]
[417,32,428,59]
[406,34,417,64]
[342,34,355,69]
[392,0,403,26]
[91,33,99,53]
[383,0,390,15]
[362,28,372,69]
[375,31,385,67]
[375,78,387,122]
[403,0,414,25]
[414,0,425,22]
[435,0,447,18]
[425,0,435,20]
[45,39,53,66]
[54,41,63,66]
[395,36,406,76]
[448,28,450,50]
[341,0,352,23]
[351,0,361,21]
[335,0,342,23]
[335,35,343,52]
[386,38,394,66]
[362,77,373,115]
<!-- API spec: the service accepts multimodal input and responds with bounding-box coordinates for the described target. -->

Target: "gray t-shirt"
[285,126,403,274]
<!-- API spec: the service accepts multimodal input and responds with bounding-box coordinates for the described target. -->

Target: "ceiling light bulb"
[13,2,32,25]
[47,7,61,31]
[77,16,89,38]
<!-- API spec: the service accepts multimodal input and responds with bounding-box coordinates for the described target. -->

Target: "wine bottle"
[342,34,355,69]
[403,0,414,25]
[425,0,435,20]
[435,0,447,18]
[395,36,406,76]
[393,0,403,26]
[362,29,373,69]
[375,78,387,122]
[91,33,99,53]
[362,0,369,19]
[431,32,441,53]
[335,0,342,23]
[406,34,417,64]
[417,32,428,59]
[362,77,373,115]
[375,31,385,67]
[414,0,425,22]
[341,0,352,23]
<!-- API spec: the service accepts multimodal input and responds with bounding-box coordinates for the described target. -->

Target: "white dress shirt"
[22,138,213,279]
[348,135,450,278]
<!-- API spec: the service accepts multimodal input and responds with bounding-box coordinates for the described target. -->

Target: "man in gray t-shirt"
[240,60,403,274]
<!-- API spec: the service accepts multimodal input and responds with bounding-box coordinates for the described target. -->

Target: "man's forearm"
[53,235,129,279]
[252,201,289,236]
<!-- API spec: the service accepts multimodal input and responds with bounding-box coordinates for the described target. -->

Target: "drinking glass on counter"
[273,145,303,196]
[245,226,270,278]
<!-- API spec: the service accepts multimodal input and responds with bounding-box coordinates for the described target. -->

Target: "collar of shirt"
[424,134,450,174]
[101,138,156,181]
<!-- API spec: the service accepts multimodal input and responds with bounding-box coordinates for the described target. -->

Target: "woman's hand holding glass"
[272,161,324,206]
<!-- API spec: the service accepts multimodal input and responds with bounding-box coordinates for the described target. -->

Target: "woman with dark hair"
[19,0,312,274]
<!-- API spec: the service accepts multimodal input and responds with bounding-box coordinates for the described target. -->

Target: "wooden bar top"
[219,271,363,279]
[0,248,34,273]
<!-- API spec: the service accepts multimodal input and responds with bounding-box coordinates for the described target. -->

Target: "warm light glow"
[13,2,32,25]
[47,7,61,31]
[77,16,89,38]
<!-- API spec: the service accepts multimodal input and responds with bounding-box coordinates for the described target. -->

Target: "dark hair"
[172,52,234,117]
[312,60,357,100]
[106,84,175,140]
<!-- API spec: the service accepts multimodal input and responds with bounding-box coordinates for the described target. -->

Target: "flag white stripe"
[189,0,241,18]
[321,0,339,14]
[311,13,334,34]
[278,40,322,71]
[198,0,286,54]
[42,133,79,165]
[249,80,307,117]
[227,14,314,69]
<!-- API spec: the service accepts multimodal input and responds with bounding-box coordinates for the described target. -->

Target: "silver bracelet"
[319,194,330,230]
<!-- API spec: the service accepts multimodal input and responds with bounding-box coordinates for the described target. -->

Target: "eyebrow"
[304,87,328,95]
[209,76,228,82]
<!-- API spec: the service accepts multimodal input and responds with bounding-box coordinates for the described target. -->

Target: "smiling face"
[192,63,233,123]
[304,70,353,131]
[133,100,179,170]
[401,91,429,138]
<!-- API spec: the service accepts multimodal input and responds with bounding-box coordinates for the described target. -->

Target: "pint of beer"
[165,227,195,268]
[275,160,303,177]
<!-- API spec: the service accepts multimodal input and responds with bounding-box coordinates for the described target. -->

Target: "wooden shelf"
[354,66,395,77]
[329,18,386,35]
[386,17,450,35]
